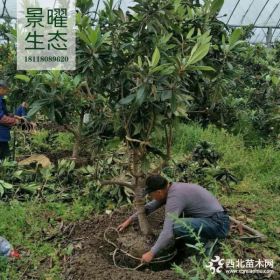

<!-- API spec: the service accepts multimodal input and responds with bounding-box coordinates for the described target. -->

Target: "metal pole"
[263,2,280,26]
[241,0,254,25]
[1,0,6,17]
[272,18,280,38]
[228,24,280,29]
[266,27,273,47]
[93,0,101,21]
[253,0,271,26]
[226,0,241,24]
[1,0,10,18]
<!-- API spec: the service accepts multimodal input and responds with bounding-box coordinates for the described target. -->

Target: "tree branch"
[100,180,135,189]
[229,216,267,242]
[125,136,150,146]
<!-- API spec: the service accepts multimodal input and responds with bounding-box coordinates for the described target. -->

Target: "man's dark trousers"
[173,211,230,244]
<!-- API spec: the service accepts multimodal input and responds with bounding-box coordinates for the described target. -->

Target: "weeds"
[170,215,228,280]
[1,123,280,278]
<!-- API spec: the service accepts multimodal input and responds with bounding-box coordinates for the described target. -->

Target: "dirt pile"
[63,207,184,280]
[62,206,280,280]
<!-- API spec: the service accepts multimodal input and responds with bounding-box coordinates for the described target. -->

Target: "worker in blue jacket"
[0,80,19,160]
[15,102,28,117]
[15,101,36,131]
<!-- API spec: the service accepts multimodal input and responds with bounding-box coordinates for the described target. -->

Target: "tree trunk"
[165,123,172,161]
[72,139,80,158]
[134,179,153,236]
[71,110,85,159]
[132,149,153,236]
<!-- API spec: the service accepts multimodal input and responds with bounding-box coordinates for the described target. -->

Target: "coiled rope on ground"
[104,227,177,270]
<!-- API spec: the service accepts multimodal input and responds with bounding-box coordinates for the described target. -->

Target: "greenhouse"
[0,1,279,279]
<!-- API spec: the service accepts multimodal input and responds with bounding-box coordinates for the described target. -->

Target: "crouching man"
[117,175,230,263]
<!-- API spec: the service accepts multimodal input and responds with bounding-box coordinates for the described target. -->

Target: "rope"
[104,227,177,270]
[112,248,145,271]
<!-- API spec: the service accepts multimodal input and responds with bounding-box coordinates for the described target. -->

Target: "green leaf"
[149,64,166,74]
[227,62,233,70]
[222,34,226,46]
[27,70,37,76]
[210,0,224,16]
[27,99,50,118]
[73,75,82,87]
[119,94,136,105]
[190,65,215,71]
[52,70,60,79]
[190,43,199,57]
[135,86,146,105]
[3,182,13,189]
[271,76,279,85]
[265,75,271,82]
[187,28,195,39]
[69,161,75,171]
[0,185,4,197]
[175,106,188,117]
[137,56,142,68]
[174,0,181,11]
[81,15,91,27]
[14,170,23,179]
[15,74,30,82]
[78,31,91,45]
[229,28,242,46]
[160,91,172,101]
[187,6,194,19]
[88,27,99,45]
[229,40,243,50]
[160,33,173,44]
[188,43,210,65]
[186,243,199,250]
[160,66,175,75]
[59,168,66,176]
[152,47,160,67]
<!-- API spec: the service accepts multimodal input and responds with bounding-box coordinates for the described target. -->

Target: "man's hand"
[117,218,132,232]
[0,115,19,126]
[14,116,23,120]
[141,251,154,263]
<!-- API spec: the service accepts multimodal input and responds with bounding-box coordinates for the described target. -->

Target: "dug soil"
[63,206,190,280]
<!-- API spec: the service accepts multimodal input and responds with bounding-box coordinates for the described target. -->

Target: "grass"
[0,199,94,279]
[173,123,280,189]
[172,123,280,264]
[1,123,280,279]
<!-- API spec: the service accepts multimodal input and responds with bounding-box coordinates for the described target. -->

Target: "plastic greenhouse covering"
[1,0,280,44]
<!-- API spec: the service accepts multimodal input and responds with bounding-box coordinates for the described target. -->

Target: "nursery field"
[0,124,280,279]
[1,0,280,279]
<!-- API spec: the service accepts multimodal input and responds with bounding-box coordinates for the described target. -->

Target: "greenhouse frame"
[0,0,280,45]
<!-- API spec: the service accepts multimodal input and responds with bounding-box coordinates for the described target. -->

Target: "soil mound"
[63,206,186,280]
